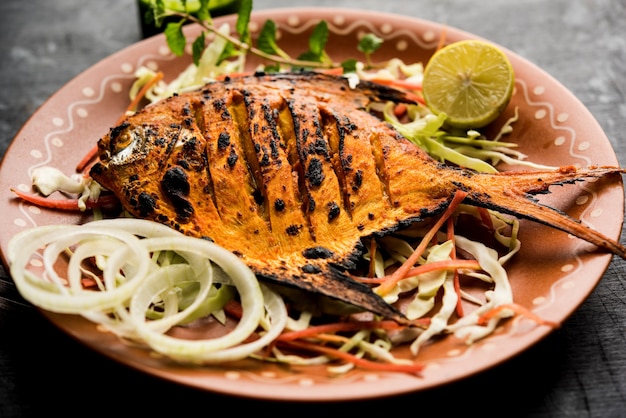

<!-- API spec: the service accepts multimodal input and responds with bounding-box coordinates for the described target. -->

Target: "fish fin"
[257,265,410,324]
[467,166,626,258]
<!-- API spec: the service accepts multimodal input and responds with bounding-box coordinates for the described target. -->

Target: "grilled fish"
[90,71,626,323]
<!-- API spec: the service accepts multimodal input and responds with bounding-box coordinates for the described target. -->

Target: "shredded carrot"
[81,277,99,288]
[375,190,468,295]
[477,207,494,230]
[124,71,164,116]
[307,333,353,344]
[394,103,408,118]
[354,259,480,284]
[223,299,243,319]
[75,145,100,174]
[369,77,422,92]
[11,188,119,211]
[277,339,424,374]
[477,303,559,328]
[446,217,464,317]
[277,320,407,343]
[317,67,345,75]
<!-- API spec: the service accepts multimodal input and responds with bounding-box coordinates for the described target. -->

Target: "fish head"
[91,101,197,182]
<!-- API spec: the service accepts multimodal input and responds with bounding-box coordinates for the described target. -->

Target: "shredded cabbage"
[383,103,557,173]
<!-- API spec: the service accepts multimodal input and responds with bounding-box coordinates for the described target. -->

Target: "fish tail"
[466,166,626,258]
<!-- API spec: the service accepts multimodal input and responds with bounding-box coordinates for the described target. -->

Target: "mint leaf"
[358,33,383,54]
[309,20,329,56]
[264,63,281,73]
[192,32,206,66]
[341,58,358,73]
[216,41,241,65]
[257,20,279,55]
[236,0,252,44]
[154,1,387,74]
[197,0,211,22]
[292,20,330,66]
[164,20,187,56]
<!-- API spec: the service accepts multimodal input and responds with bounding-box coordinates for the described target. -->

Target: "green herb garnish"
[144,0,383,71]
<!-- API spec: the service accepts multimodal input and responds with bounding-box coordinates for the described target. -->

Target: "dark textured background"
[0,1,625,416]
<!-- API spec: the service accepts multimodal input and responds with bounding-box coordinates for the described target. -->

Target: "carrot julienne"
[477,207,494,230]
[370,77,422,91]
[317,67,345,75]
[406,91,425,105]
[10,188,119,210]
[306,332,351,344]
[75,144,100,174]
[477,303,559,328]
[223,299,244,319]
[277,320,410,343]
[354,259,481,284]
[124,71,165,115]
[394,103,408,118]
[375,190,468,295]
[276,339,425,374]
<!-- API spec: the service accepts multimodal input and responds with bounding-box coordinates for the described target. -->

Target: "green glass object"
[138,0,241,38]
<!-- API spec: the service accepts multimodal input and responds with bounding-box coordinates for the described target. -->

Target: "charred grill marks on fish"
[90,71,626,323]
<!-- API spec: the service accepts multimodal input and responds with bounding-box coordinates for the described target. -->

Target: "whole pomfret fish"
[90,72,626,323]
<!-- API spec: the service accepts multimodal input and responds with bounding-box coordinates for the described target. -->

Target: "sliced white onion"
[9,224,151,313]
[137,285,288,364]
[7,219,287,365]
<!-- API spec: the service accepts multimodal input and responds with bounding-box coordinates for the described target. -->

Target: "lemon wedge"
[422,39,515,129]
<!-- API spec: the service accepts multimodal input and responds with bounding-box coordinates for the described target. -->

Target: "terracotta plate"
[0,8,623,401]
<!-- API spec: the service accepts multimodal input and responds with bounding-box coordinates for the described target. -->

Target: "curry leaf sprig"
[144,0,383,72]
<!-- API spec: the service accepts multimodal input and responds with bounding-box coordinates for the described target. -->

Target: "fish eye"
[109,125,143,164]
[111,131,133,153]
[106,123,129,152]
